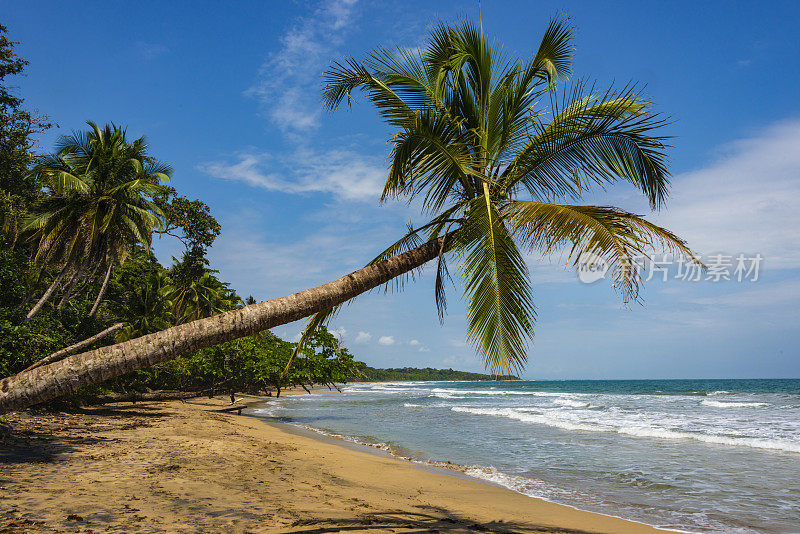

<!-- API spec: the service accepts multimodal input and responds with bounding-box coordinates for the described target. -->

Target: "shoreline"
[255,393,688,534]
[2,395,672,533]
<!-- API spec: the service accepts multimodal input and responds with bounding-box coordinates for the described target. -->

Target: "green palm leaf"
[455,194,534,374]
[505,201,699,303]
[308,16,694,375]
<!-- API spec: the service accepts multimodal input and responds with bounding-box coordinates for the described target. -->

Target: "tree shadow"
[0,422,89,465]
[0,404,165,466]
[286,506,600,534]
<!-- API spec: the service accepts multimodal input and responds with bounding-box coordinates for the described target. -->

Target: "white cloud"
[199,148,385,202]
[355,331,372,343]
[418,346,431,352]
[206,205,405,300]
[655,120,800,270]
[330,326,347,339]
[378,336,395,345]
[247,0,359,133]
[409,339,419,345]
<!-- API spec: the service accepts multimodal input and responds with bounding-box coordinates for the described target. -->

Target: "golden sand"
[0,394,668,533]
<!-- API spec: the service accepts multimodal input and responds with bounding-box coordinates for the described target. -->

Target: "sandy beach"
[0,393,671,533]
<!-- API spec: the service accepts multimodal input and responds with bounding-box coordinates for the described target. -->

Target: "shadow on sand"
[286,506,600,534]
[0,404,164,465]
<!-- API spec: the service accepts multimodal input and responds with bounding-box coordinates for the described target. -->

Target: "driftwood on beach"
[76,390,207,405]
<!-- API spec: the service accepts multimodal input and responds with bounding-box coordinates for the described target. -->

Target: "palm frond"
[454,194,535,374]
[504,201,699,303]
[386,109,479,210]
[503,83,671,208]
[526,15,574,87]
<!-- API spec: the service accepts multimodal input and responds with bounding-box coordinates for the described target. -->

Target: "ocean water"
[255,379,800,533]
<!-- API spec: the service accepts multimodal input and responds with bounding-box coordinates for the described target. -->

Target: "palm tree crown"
[24,122,171,316]
[313,18,697,374]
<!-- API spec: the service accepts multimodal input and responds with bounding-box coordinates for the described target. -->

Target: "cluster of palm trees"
[14,121,238,344]
[23,122,170,321]
[110,260,238,341]
[0,17,698,413]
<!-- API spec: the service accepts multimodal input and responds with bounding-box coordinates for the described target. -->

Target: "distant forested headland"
[354,366,519,382]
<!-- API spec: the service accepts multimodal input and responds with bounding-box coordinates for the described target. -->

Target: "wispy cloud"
[687,279,800,309]
[246,0,359,134]
[655,120,800,270]
[378,335,395,346]
[206,205,403,301]
[199,147,385,202]
[330,326,347,339]
[355,331,372,343]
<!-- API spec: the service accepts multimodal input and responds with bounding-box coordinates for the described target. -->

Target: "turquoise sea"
[255,379,800,533]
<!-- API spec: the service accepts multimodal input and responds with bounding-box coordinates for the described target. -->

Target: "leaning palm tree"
[295,19,695,373]
[0,18,697,413]
[24,122,170,320]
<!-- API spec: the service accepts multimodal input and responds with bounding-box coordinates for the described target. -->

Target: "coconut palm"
[109,270,175,342]
[24,122,170,320]
[169,271,237,323]
[298,18,696,373]
[0,18,696,413]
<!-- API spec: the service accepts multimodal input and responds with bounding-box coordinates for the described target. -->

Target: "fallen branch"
[77,388,216,406]
[22,323,125,373]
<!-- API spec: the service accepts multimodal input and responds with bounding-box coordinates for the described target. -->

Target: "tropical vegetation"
[0,17,698,413]
[0,26,361,400]
[354,366,519,382]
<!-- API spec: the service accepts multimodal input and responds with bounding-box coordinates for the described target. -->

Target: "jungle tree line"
[0,24,360,398]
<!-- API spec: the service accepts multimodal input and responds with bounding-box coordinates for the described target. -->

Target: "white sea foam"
[429,387,586,397]
[553,398,593,408]
[450,406,800,453]
[463,465,572,502]
[429,392,467,399]
[700,400,769,408]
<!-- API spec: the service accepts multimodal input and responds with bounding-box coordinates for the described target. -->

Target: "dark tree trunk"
[88,260,113,317]
[25,266,68,322]
[56,267,84,309]
[0,236,448,413]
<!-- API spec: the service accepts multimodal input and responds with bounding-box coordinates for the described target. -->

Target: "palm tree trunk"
[88,260,113,317]
[21,323,125,373]
[67,261,103,305]
[56,268,83,309]
[0,235,448,414]
[25,266,68,322]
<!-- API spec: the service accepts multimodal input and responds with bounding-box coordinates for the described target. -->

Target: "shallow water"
[255,379,800,533]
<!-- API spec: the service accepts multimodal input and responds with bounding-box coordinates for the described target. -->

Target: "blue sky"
[5,0,800,378]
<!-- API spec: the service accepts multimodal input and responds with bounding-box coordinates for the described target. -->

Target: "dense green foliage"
[0,26,362,398]
[354,366,518,382]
